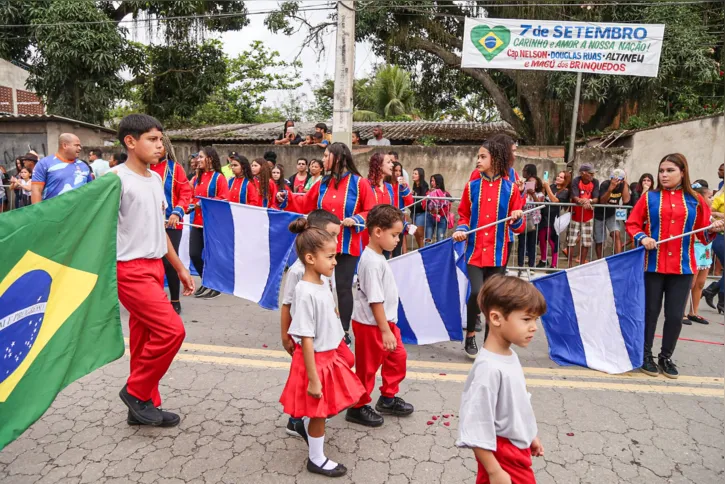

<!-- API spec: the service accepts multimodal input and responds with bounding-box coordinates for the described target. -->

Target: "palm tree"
[366,65,415,118]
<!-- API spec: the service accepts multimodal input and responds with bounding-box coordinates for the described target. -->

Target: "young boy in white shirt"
[280,209,341,437]
[114,114,195,427]
[345,204,413,428]
[457,275,546,484]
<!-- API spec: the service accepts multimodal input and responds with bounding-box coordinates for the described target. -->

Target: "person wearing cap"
[21,152,39,172]
[594,167,630,260]
[568,164,600,267]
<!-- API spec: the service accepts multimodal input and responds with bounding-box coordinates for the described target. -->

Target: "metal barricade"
[0,184,17,213]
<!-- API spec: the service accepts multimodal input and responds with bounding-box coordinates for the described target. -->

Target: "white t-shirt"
[352,247,399,325]
[456,349,538,451]
[367,137,391,146]
[92,159,111,179]
[282,259,333,305]
[289,280,344,352]
[115,164,168,262]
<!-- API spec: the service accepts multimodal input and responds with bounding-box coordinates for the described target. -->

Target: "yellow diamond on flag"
[480,32,504,53]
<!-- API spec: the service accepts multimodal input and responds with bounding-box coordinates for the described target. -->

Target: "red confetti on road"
[427,421,434,425]
[443,414,450,418]
[439,373,446,376]
[432,416,438,420]
[443,422,450,427]
[566,433,574,437]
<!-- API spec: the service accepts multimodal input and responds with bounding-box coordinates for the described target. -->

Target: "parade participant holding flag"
[189,147,229,300]
[113,114,194,427]
[150,135,192,315]
[453,139,525,359]
[626,153,723,379]
[277,143,376,345]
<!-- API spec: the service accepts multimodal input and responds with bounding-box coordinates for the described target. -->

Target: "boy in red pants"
[114,114,195,427]
[345,204,414,427]
[457,276,546,484]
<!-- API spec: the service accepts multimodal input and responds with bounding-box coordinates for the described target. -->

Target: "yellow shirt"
[712,191,724,213]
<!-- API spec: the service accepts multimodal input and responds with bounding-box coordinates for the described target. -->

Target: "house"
[0,59,44,116]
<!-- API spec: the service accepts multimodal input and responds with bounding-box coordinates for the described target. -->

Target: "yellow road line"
[172,353,723,398]
[129,339,723,386]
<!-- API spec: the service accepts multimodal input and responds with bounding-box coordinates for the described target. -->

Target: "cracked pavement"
[0,276,723,483]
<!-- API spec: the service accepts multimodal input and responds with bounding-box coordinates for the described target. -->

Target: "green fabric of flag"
[0,175,124,451]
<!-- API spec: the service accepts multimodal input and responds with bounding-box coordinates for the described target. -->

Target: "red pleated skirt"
[280,340,364,418]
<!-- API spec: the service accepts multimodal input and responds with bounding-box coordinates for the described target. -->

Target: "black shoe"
[474,317,483,333]
[294,419,308,445]
[375,396,414,416]
[464,335,478,360]
[718,301,724,315]
[171,301,181,315]
[640,355,659,377]
[658,356,678,379]
[681,317,692,326]
[119,385,162,425]
[127,409,180,427]
[536,261,547,268]
[202,290,221,300]
[702,282,718,309]
[345,405,384,427]
[687,314,709,325]
[194,286,209,298]
[286,418,302,438]
[344,332,352,347]
[307,458,347,478]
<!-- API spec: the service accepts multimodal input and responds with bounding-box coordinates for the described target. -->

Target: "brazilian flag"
[0,175,124,450]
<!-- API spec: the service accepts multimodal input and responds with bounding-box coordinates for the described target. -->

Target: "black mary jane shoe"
[687,314,709,325]
[681,317,692,326]
[307,459,347,478]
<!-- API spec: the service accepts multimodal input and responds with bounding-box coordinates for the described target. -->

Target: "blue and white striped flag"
[201,199,302,310]
[532,248,645,374]
[178,224,199,277]
[390,239,466,345]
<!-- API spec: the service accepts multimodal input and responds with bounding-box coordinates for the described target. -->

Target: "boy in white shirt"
[345,204,413,428]
[114,114,195,428]
[280,209,341,437]
[456,275,546,484]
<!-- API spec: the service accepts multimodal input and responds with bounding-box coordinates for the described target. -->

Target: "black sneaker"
[306,458,347,478]
[375,396,414,416]
[464,335,478,360]
[286,418,302,438]
[127,409,180,427]
[119,385,162,425]
[640,355,659,377]
[536,261,547,268]
[202,290,221,300]
[294,419,308,445]
[344,332,352,347]
[345,405,384,427]
[171,301,181,315]
[658,356,679,379]
[194,286,209,298]
[474,317,483,333]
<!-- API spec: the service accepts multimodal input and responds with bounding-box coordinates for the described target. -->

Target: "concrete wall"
[0,59,30,93]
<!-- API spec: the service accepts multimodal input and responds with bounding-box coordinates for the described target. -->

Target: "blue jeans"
[713,233,724,294]
[425,213,447,245]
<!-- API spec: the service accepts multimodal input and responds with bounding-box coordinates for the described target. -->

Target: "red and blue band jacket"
[456,174,526,267]
[190,171,229,227]
[150,159,192,229]
[281,172,376,256]
[625,189,713,275]
[228,177,253,205]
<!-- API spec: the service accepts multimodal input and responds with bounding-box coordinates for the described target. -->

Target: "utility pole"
[331,0,355,147]
[567,71,583,166]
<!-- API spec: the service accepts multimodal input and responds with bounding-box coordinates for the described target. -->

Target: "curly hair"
[480,139,509,179]
[367,152,385,187]
[488,133,517,168]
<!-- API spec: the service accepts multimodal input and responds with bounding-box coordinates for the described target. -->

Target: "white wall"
[627,115,724,187]
[0,59,31,115]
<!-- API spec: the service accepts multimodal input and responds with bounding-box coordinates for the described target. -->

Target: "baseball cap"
[579,164,596,174]
[612,168,626,179]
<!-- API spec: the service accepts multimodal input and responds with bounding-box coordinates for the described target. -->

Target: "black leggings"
[517,229,538,267]
[163,228,182,300]
[335,253,359,332]
[466,265,506,335]
[644,272,693,359]
[190,227,204,278]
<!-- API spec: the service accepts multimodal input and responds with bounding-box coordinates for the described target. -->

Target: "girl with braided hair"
[452,139,526,359]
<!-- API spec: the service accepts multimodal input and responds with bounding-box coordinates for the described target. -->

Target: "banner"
[462,17,664,77]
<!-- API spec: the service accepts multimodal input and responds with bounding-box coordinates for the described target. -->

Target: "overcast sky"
[129,1,379,114]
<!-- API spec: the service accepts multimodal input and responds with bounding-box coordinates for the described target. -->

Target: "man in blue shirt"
[718,163,723,190]
[31,133,92,203]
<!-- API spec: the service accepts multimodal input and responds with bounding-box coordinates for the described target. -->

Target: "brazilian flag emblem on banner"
[0,175,124,450]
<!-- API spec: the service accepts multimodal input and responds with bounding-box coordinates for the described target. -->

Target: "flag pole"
[463,205,544,236]
[167,220,203,229]
[654,225,714,246]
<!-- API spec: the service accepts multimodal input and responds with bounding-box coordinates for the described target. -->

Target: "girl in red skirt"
[279,218,365,478]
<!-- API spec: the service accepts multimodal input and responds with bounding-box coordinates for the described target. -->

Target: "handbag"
[554,211,571,236]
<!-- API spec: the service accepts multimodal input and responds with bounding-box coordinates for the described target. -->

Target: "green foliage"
[27,0,130,125]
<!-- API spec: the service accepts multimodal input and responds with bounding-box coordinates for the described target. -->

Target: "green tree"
[268,1,723,144]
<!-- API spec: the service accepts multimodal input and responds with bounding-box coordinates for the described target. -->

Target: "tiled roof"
[0,113,116,133]
[167,120,516,143]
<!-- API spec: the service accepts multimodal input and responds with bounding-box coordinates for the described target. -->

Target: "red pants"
[476,437,535,484]
[117,259,186,407]
[352,321,407,408]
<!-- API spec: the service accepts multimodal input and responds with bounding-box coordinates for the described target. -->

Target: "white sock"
[302,417,310,437]
[308,434,338,470]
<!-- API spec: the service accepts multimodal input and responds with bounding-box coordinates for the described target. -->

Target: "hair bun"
[289,217,309,234]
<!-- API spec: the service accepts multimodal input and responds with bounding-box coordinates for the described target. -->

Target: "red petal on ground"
[443,414,450,418]
[432,416,438,420]
[427,421,434,425]
[566,433,574,437]
[443,422,450,427]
